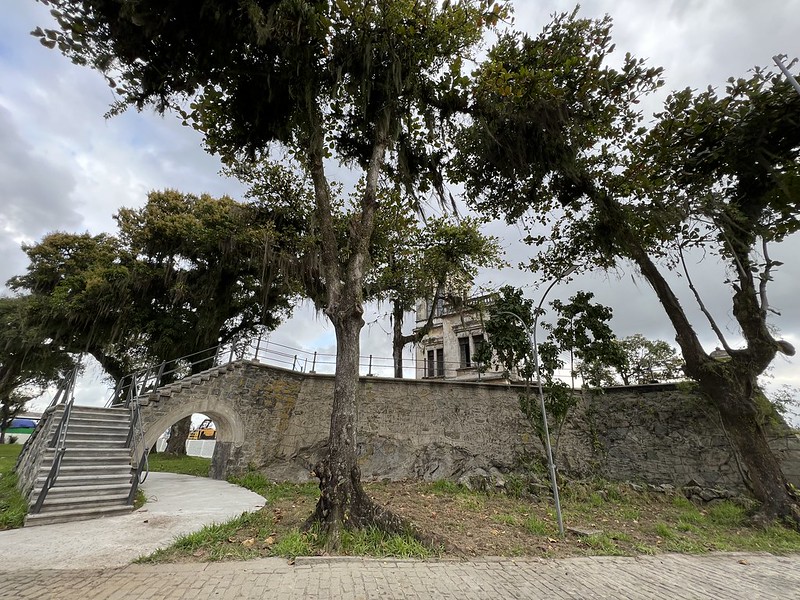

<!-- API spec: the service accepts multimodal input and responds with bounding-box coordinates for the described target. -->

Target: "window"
[433,297,445,317]
[459,337,471,368]
[426,348,445,377]
[472,334,485,366]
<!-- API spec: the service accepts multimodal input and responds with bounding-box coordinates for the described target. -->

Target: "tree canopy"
[454,9,800,523]
[35,0,506,545]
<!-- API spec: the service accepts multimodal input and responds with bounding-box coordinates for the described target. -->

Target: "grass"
[0,445,26,530]
[147,452,212,477]
[226,471,319,504]
[132,474,800,564]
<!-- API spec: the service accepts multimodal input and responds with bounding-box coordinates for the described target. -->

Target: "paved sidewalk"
[0,473,265,570]
[1,552,797,599]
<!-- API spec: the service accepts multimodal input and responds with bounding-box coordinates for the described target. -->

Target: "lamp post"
[773,55,800,96]
[495,267,576,537]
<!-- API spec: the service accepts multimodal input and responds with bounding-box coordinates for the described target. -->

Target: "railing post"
[310,352,317,374]
[368,355,373,377]
[303,358,307,372]
[228,346,235,364]
[292,355,298,370]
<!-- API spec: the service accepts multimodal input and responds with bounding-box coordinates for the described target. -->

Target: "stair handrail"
[14,367,75,472]
[125,372,149,506]
[29,365,79,515]
[107,345,222,407]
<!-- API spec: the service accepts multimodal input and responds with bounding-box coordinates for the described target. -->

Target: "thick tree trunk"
[701,372,799,523]
[165,415,191,456]
[591,191,799,525]
[308,311,409,549]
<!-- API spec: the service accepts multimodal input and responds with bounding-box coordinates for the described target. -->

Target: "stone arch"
[141,397,246,478]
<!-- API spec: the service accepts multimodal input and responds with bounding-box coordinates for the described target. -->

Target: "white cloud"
[2,0,798,404]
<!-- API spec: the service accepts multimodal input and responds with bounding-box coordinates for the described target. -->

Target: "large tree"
[454,11,800,522]
[10,191,294,452]
[35,0,501,544]
[0,296,76,442]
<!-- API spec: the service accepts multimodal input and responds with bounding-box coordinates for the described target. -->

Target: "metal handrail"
[107,346,222,408]
[29,366,79,514]
[125,374,149,505]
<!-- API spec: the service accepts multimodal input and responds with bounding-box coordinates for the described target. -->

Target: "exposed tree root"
[303,459,445,553]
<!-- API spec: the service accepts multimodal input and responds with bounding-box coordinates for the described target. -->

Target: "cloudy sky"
[1,1,799,411]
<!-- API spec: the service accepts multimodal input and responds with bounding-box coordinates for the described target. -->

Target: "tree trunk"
[393,302,405,378]
[592,190,799,525]
[307,311,409,549]
[165,415,191,456]
[701,372,799,523]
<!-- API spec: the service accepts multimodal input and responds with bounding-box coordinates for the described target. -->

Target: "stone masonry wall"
[137,361,800,492]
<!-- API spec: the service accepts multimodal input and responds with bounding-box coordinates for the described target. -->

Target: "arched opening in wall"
[154,413,217,459]
[144,404,245,480]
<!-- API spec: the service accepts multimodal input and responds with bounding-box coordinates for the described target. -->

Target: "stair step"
[67,421,130,430]
[25,504,134,527]
[37,493,131,513]
[41,448,131,459]
[35,483,132,499]
[36,474,133,489]
[50,439,128,448]
[61,431,129,440]
[36,465,132,480]
[56,407,130,419]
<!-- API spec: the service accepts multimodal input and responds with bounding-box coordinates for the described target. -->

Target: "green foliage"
[147,453,211,478]
[523,515,550,535]
[542,291,624,388]
[339,526,436,558]
[270,530,316,559]
[613,334,685,385]
[482,285,536,378]
[138,512,264,563]
[0,296,76,434]
[483,286,619,446]
[0,444,26,530]
[8,191,294,389]
[707,502,747,527]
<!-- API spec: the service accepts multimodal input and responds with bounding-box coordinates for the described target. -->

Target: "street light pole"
[494,267,576,537]
[773,55,800,96]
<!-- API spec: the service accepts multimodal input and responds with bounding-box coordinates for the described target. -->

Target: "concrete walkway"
[0,552,798,599]
[0,472,266,570]
[1,475,798,598]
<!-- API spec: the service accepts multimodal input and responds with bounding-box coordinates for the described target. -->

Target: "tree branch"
[678,244,734,353]
[759,237,781,316]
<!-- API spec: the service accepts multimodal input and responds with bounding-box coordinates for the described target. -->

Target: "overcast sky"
[1,1,799,411]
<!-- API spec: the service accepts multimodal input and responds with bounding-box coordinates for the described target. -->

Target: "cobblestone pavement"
[1,552,797,599]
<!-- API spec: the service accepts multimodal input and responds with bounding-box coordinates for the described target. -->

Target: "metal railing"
[125,371,149,505]
[105,336,578,407]
[29,366,80,514]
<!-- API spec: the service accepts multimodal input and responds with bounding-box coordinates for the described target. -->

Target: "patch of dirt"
[156,479,798,562]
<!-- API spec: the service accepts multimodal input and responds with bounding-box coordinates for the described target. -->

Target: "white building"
[413,294,513,383]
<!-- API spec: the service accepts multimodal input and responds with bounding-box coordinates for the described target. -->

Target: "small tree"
[371,212,502,378]
[541,291,623,389]
[613,334,684,385]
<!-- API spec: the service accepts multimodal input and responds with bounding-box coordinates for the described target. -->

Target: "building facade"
[413,295,512,382]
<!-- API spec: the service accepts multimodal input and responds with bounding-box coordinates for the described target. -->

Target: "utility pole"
[773,55,800,96]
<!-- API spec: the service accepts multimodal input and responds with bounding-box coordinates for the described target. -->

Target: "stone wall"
[137,361,800,492]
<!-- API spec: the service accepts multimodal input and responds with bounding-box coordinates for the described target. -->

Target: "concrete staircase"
[25,406,136,527]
